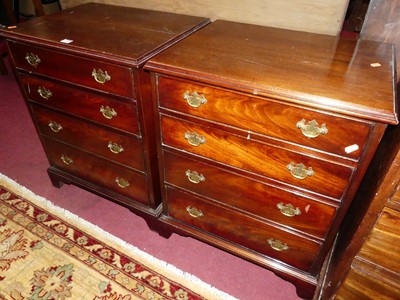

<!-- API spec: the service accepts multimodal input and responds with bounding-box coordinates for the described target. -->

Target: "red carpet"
[0,56,301,300]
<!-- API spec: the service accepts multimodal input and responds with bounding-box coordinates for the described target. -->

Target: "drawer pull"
[267,238,289,251]
[48,121,63,133]
[277,202,301,217]
[25,52,41,67]
[115,177,130,188]
[108,142,124,154]
[287,162,314,180]
[184,131,206,147]
[100,105,117,119]
[92,69,111,84]
[185,170,205,184]
[183,91,207,108]
[61,155,73,165]
[37,86,52,100]
[296,119,328,138]
[186,206,204,218]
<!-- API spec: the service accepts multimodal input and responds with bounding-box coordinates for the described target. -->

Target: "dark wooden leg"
[0,56,7,75]
[2,0,18,25]
[31,0,45,16]
[1,36,9,75]
[144,217,173,238]
[47,167,64,188]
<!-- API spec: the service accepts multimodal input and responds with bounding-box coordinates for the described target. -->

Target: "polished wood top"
[0,3,210,66]
[146,20,398,124]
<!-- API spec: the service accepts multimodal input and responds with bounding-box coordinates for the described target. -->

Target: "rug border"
[0,173,238,300]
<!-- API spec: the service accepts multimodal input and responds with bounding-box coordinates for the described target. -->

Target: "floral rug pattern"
[0,182,226,300]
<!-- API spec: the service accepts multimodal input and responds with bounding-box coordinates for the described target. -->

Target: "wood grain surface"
[147,20,397,125]
[166,186,322,272]
[20,74,140,135]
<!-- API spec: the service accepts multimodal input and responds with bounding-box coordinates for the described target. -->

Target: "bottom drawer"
[43,137,149,205]
[165,187,321,271]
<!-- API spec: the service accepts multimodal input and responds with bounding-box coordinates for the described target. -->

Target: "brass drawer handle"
[108,142,124,154]
[115,177,130,188]
[267,238,289,251]
[100,105,117,119]
[184,131,206,147]
[186,206,204,218]
[287,162,314,180]
[37,86,52,100]
[185,170,205,184]
[25,52,41,67]
[92,69,110,84]
[183,91,207,108]
[48,121,63,133]
[296,119,328,138]
[61,154,73,165]
[277,202,301,217]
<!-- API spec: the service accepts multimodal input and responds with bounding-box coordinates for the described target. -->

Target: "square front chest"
[1,3,210,216]
[145,20,398,299]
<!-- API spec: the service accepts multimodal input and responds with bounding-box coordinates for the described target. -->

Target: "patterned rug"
[0,174,236,300]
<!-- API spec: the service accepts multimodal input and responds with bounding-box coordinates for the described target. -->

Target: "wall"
[59,0,350,35]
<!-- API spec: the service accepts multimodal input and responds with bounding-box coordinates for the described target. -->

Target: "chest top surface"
[0,3,210,66]
[146,20,398,124]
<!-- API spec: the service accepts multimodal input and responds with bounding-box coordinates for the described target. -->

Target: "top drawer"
[157,76,372,160]
[8,41,134,98]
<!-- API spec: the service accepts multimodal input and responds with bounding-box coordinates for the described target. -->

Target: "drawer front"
[157,76,371,160]
[32,105,145,172]
[44,137,148,205]
[20,74,140,135]
[166,187,321,271]
[163,150,337,238]
[161,115,353,199]
[8,41,134,98]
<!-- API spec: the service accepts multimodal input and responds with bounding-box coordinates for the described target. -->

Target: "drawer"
[157,76,371,160]
[44,137,149,205]
[163,150,337,238]
[161,115,353,199]
[8,41,134,98]
[166,187,321,271]
[31,105,145,172]
[20,74,140,135]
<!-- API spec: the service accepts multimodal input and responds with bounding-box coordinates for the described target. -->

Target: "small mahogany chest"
[145,20,398,298]
[1,3,209,217]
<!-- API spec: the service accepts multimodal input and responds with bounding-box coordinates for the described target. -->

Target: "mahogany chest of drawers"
[145,20,398,298]
[1,3,209,217]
